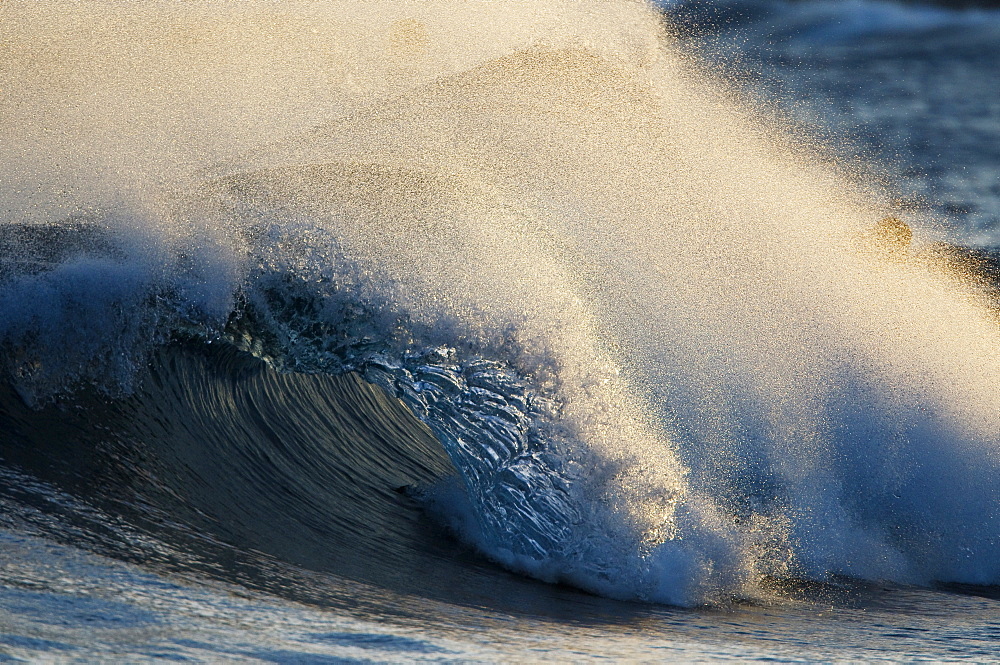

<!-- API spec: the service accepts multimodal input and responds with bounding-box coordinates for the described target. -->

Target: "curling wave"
[4,1,1000,608]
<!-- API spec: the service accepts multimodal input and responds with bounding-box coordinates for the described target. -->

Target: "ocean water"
[2,0,1000,661]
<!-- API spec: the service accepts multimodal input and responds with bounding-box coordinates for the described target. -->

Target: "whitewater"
[2,0,1000,660]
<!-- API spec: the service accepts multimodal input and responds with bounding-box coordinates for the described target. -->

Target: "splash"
[3,0,1000,605]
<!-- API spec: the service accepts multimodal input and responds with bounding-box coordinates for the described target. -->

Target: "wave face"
[4,0,1000,607]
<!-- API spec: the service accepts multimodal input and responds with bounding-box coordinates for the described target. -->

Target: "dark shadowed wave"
[0,339,639,618]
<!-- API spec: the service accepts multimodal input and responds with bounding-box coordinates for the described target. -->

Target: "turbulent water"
[2,0,1000,660]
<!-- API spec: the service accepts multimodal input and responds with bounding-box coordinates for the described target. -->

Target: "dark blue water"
[666,0,1000,243]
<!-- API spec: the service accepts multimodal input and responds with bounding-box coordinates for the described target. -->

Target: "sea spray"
[3,0,1000,605]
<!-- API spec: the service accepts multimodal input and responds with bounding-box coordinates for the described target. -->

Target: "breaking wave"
[4,1,1000,608]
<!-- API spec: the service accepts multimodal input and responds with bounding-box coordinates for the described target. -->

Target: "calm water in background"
[669,0,1000,244]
